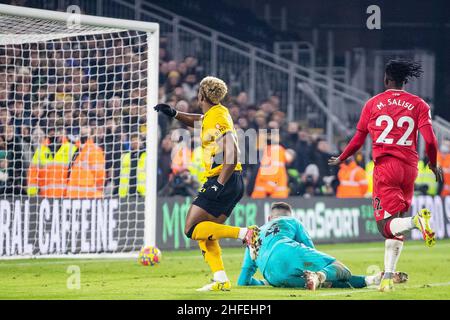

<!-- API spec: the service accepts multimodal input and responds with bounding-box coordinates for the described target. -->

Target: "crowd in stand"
[157,38,450,199]
[0,33,449,199]
[0,32,148,197]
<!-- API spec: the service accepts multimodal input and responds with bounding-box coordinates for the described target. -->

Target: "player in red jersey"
[329,60,443,292]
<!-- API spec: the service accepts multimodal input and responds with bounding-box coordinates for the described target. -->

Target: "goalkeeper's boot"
[378,277,394,292]
[413,208,436,247]
[303,271,321,291]
[243,225,261,260]
[196,280,231,292]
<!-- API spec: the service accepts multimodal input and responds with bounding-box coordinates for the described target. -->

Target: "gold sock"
[191,221,240,241]
[198,239,224,273]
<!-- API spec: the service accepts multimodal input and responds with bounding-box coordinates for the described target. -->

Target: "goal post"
[0,4,159,259]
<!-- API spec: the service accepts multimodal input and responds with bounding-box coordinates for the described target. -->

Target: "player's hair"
[271,202,293,216]
[199,76,228,105]
[385,59,423,86]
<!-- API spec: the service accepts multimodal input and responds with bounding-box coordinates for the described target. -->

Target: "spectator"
[171,141,192,174]
[415,158,438,196]
[66,126,106,198]
[311,138,335,179]
[157,134,174,191]
[0,29,368,200]
[253,110,267,130]
[158,168,199,197]
[285,148,303,196]
[236,91,249,108]
[181,73,199,101]
[282,121,300,150]
[27,124,77,198]
[104,117,123,196]
[165,71,181,93]
[237,117,249,131]
[251,130,289,199]
[0,150,8,194]
[184,56,199,76]
[294,130,311,174]
[119,133,146,198]
[336,157,368,198]
[159,46,171,63]
[188,135,206,187]
[299,164,322,198]
[0,108,10,127]
[438,140,450,196]
[3,123,27,195]
[365,158,375,197]
[19,124,34,169]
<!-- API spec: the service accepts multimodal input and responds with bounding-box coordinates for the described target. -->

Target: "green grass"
[1,240,450,300]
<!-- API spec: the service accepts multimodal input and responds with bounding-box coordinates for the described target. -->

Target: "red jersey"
[356,89,432,167]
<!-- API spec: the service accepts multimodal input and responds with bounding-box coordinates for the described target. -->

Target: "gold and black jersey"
[200,104,242,178]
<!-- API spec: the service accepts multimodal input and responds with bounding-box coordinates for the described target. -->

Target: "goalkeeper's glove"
[201,180,224,200]
[154,103,177,118]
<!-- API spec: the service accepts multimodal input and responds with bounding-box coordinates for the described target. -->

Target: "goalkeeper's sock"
[326,275,367,289]
[383,238,404,279]
[388,217,415,236]
[198,239,227,280]
[191,221,243,241]
[319,261,351,282]
[348,275,367,288]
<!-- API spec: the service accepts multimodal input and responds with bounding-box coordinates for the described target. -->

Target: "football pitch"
[1,240,449,300]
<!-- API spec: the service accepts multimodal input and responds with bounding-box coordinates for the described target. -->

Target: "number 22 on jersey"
[375,115,414,146]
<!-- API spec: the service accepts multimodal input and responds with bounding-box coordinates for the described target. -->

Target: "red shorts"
[372,156,418,221]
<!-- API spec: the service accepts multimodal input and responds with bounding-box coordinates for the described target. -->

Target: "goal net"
[0,4,159,258]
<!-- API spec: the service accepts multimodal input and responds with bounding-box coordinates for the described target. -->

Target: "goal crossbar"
[0,4,159,33]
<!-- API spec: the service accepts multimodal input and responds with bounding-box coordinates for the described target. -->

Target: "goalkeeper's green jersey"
[238,216,336,286]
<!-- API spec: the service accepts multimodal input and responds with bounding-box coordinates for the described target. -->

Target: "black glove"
[154,103,177,118]
[201,180,224,200]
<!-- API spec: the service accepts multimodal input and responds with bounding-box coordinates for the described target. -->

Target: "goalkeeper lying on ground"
[238,202,407,290]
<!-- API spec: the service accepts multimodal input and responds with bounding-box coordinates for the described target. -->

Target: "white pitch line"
[1,242,449,267]
[0,259,134,268]
[317,281,450,297]
[153,242,450,258]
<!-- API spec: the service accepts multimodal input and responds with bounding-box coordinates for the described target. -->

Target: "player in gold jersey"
[154,76,259,291]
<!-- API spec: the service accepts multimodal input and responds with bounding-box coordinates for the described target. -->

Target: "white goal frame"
[0,4,159,259]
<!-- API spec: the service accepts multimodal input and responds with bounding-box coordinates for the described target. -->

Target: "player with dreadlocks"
[328,59,443,292]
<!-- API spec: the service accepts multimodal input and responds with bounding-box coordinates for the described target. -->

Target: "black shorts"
[192,171,244,218]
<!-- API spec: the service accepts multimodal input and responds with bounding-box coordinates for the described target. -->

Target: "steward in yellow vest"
[416,159,438,195]
[119,134,146,197]
[365,160,374,197]
[27,134,77,198]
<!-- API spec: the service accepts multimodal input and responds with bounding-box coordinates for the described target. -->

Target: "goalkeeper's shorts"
[193,171,244,218]
[263,242,336,288]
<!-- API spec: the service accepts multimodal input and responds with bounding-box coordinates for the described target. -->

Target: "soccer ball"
[138,246,162,266]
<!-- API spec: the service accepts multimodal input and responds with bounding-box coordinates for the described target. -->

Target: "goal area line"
[0,252,138,261]
[1,242,449,261]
